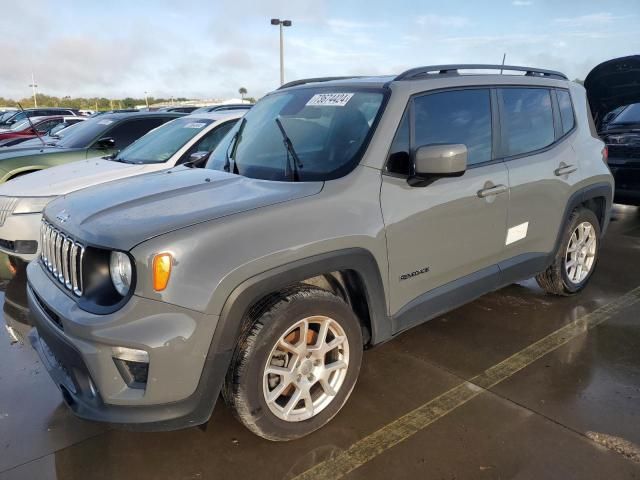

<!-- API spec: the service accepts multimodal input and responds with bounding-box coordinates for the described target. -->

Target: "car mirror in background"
[409,143,467,187]
[94,137,116,150]
[185,151,211,168]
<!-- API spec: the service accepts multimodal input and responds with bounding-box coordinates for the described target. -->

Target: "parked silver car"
[27,64,612,440]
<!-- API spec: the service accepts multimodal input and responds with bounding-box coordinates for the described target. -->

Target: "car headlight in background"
[110,251,133,296]
[13,196,58,214]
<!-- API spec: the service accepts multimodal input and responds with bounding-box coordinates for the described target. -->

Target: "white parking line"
[293,286,640,480]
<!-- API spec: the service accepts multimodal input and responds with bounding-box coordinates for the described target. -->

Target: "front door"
[381,88,508,327]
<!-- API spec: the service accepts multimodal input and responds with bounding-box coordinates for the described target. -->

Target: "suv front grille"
[0,197,18,226]
[40,221,85,296]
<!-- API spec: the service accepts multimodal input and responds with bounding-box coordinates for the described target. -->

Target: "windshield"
[9,120,32,131]
[114,117,214,164]
[55,116,117,148]
[49,122,75,137]
[0,111,18,123]
[206,88,385,181]
[610,103,640,126]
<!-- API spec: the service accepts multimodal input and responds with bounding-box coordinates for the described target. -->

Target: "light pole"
[144,91,149,108]
[270,18,292,85]
[28,72,38,108]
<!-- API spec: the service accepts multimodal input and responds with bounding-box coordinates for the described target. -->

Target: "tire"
[536,207,601,296]
[223,284,363,441]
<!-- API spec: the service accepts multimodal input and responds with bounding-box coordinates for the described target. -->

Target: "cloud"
[512,0,533,6]
[416,14,471,28]
[553,12,630,27]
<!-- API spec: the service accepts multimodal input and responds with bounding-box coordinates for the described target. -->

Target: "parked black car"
[586,55,640,206]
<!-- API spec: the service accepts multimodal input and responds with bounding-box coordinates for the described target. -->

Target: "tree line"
[0,93,256,110]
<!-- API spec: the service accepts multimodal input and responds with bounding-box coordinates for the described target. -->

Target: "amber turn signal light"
[152,253,172,291]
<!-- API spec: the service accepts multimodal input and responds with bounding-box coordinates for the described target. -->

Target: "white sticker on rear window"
[183,122,206,129]
[306,93,354,107]
[97,119,113,125]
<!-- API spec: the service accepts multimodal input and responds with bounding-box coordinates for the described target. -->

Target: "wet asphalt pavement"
[1,205,640,479]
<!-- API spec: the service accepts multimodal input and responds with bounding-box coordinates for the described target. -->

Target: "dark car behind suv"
[586,55,640,205]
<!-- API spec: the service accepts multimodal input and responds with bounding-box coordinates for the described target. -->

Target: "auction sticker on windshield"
[306,93,354,107]
[183,122,206,129]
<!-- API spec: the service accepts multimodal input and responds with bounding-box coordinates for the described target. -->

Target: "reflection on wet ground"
[1,206,640,479]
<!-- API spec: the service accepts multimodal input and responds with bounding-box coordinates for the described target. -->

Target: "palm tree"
[238,87,248,102]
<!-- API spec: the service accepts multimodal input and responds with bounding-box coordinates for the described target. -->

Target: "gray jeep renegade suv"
[27,65,612,441]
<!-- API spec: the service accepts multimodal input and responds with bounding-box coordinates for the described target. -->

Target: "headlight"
[13,196,57,214]
[109,251,132,296]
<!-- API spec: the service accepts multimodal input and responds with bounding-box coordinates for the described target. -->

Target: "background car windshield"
[55,116,117,148]
[0,112,17,123]
[9,120,32,131]
[206,88,385,181]
[115,117,214,164]
[610,103,640,125]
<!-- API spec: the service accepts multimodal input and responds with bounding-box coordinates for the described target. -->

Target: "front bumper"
[0,212,42,261]
[26,260,231,430]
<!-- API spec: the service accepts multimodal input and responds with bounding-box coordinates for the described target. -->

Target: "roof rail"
[278,76,363,90]
[395,64,568,81]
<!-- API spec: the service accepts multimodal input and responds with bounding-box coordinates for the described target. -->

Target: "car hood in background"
[0,145,79,162]
[44,167,323,251]
[0,157,165,197]
[585,55,640,129]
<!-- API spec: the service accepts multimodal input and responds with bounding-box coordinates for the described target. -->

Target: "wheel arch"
[215,248,390,354]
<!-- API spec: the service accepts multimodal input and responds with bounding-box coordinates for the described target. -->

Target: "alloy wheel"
[262,315,350,422]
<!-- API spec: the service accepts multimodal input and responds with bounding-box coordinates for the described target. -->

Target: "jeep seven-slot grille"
[40,221,85,296]
[0,197,18,226]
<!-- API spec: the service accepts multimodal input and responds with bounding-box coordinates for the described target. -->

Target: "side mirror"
[94,137,116,150]
[409,144,467,186]
[185,151,211,167]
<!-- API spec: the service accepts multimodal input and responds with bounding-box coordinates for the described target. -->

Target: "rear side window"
[413,89,492,166]
[499,88,554,157]
[557,90,575,134]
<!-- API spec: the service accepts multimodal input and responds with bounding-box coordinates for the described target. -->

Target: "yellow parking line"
[293,286,640,480]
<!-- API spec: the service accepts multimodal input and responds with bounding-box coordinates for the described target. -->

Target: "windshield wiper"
[224,117,246,174]
[275,117,303,182]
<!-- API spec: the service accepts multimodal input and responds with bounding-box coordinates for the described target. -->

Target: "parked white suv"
[0,111,243,260]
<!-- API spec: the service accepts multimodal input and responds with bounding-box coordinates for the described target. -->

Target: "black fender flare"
[215,248,390,352]
[561,182,613,242]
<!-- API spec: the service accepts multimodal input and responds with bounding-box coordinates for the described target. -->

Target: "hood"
[0,145,79,161]
[585,55,640,129]
[0,157,159,197]
[44,167,323,251]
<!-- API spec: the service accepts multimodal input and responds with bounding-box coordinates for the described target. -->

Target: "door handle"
[477,184,507,198]
[554,164,577,176]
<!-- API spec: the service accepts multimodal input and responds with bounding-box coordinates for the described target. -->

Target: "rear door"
[381,88,509,323]
[498,87,576,264]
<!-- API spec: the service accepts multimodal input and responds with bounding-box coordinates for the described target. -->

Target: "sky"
[1,0,639,101]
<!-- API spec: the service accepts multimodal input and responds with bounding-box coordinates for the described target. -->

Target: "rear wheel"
[223,285,363,441]
[536,207,601,295]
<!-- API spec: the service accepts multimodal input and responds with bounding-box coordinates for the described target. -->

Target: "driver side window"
[179,121,237,164]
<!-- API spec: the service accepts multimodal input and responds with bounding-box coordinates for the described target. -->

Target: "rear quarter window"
[557,90,575,135]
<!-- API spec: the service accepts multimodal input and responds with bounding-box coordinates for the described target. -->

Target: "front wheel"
[223,285,363,441]
[536,207,601,295]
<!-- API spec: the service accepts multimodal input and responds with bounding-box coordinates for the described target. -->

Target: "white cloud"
[553,12,629,27]
[416,14,471,29]
[512,0,533,6]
